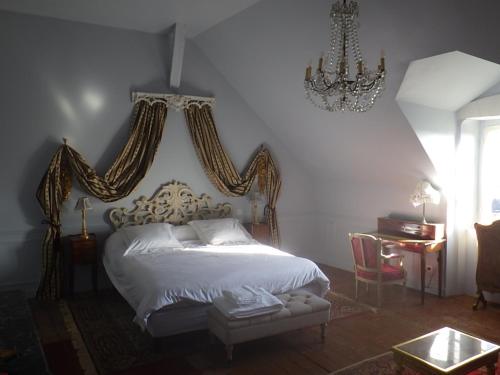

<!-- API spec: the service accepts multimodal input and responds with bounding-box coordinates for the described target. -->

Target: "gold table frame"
[392,327,500,375]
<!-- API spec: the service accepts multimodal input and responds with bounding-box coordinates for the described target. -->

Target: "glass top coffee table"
[392,327,500,375]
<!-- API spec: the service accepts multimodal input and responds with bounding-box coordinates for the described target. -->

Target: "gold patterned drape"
[184,104,281,245]
[36,101,168,300]
[37,96,282,300]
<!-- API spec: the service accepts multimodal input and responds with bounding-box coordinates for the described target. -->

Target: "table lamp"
[75,197,92,239]
[410,181,440,224]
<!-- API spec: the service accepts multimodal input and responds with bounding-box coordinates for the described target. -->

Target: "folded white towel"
[222,286,262,305]
[214,287,284,319]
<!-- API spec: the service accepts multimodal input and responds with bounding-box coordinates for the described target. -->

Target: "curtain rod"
[131,91,216,111]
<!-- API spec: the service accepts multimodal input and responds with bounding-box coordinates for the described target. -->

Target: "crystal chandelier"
[304,0,386,112]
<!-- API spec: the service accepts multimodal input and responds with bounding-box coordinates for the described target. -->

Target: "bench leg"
[226,344,234,363]
[320,323,327,342]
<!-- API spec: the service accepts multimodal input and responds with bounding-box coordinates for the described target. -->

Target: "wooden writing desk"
[365,218,446,304]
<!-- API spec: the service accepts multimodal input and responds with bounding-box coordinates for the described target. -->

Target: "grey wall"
[0,11,316,293]
[194,0,500,294]
[5,0,500,297]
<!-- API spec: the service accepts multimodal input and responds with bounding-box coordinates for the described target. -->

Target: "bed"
[103,181,330,337]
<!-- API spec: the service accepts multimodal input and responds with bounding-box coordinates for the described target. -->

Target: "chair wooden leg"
[320,323,327,342]
[473,290,487,310]
[355,278,359,300]
[377,284,382,308]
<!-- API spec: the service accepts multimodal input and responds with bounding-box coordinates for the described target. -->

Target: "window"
[479,125,500,223]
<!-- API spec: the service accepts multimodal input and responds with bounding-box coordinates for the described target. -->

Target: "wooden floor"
[31,265,500,375]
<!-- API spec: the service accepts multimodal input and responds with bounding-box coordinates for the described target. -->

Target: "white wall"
[0,11,316,293]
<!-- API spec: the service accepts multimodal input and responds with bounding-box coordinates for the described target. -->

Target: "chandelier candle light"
[304,0,386,112]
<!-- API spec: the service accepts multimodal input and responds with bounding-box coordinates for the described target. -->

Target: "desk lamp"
[410,181,440,223]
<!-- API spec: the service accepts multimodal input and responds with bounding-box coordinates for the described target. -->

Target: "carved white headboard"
[108,180,232,230]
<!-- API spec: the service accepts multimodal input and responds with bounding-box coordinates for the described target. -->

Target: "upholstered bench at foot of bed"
[207,290,331,362]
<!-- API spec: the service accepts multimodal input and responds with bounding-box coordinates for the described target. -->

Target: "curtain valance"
[132,92,215,111]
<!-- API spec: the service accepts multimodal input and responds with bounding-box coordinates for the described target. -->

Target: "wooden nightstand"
[243,223,270,245]
[68,233,98,296]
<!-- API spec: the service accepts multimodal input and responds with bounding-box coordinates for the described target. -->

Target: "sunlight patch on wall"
[83,89,104,113]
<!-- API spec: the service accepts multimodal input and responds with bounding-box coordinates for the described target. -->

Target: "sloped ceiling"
[396,52,500,186]
[194,0,500,185]
[397,51,500,112]
[0,0,261,36]
[4,0,500,187]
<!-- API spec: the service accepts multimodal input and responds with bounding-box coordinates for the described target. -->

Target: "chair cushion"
[351,237,378,268]
[356,263,404,281]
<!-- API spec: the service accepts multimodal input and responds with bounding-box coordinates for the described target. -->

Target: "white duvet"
[103,232,330,329]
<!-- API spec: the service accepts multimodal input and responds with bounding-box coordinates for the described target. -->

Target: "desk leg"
[420,252,425,305]
[437,250,443,298]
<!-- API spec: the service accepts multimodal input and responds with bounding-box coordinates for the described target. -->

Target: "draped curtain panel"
[184,105,281,245]
[36,101,168,300]
[37,94,282,300]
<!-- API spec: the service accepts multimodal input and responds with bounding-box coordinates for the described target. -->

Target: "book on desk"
[377,217,445,241]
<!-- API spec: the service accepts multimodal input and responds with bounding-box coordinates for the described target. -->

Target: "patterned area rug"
[0,290,50,375]
[61,289,371,374]
[326,291,377,320]
[331,352,500,375]
[63,290,202,375]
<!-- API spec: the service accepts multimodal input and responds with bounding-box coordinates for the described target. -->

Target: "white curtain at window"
[454,119,480,296]
[479,125,500,223]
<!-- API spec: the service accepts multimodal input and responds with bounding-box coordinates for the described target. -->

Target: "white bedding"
[103,231,330,329]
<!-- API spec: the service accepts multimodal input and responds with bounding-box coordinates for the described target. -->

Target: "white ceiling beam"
[169,23,186,89]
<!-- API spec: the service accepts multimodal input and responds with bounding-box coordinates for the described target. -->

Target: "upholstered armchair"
[349,233,406,307]
[473,221,500,310]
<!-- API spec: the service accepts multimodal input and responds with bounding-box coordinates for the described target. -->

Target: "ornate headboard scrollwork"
[109,181,232,230]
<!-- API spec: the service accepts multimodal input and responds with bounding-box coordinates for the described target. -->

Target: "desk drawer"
[378,217,445,240]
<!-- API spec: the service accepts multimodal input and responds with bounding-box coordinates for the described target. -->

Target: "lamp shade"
[74,197,92,211]
[410,181,441,207]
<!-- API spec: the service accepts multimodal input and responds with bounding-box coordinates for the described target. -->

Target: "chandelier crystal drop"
[304,0,386,113]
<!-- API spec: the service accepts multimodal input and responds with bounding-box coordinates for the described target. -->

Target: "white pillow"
[119,223,182,255]
[188,218,253,245]
[172,225,199,241]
